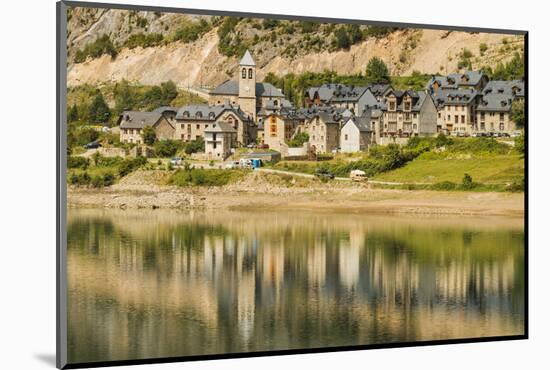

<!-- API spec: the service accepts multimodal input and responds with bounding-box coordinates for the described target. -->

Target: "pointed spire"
[239,50,256,66]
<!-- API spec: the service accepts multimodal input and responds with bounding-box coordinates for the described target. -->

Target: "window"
[270,124,277,137]
[196,124,200,129]
[454,115,458,124]
[274,100,278,106]
[345,134,348,141]
[242,68,246,79]
[389,101,396,111]
[500,123,505,131]
[213,133,217,141]
[181,134,184,140]
[413,124,417,130]
[404,101,411,111]
[461,116,465,124]
[438,113,441,118]
[500,113,505,121]
[181,124,184,129]
[480,112,485,121]
[248,68,253,79]
[213,142,217,149]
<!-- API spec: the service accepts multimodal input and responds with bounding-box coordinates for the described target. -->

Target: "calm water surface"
[67,209,525,364]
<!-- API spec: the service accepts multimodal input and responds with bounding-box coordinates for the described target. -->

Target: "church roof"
[239,50,256,66]
[211,80,284,97]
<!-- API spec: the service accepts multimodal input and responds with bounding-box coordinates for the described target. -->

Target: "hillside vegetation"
[66,7,524,88]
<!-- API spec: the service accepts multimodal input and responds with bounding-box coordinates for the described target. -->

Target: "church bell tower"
[238,50,257,120]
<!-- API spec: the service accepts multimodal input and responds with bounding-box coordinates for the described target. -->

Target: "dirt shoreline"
[67,182,524,217]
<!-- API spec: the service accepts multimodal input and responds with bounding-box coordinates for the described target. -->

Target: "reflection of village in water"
[67,210,524,363]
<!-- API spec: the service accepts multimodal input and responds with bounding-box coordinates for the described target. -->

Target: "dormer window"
[183,111,190,118]
[195,112,202,119]
[209,112,215,119]
[274,100,278,106]
[242,68,247,79]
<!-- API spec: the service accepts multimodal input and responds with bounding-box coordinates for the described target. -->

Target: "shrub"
[74,34,118,63]
[118,156,147,177]
[365,57,390,84]
[141,125,156,145]
[124,33,164,49]
[514,134,525,155]
[168,168,246,187]
[67,156,89,169]
[262,19,280,29]
[333,27,350,49]
[184,138,205,154]
[462,173,474,189]
[172,19,211,43]
[507,177,524,192]
[432,181,457,191]
[154,140,183,157]
[479,43,488,55]
[288,132,309,147]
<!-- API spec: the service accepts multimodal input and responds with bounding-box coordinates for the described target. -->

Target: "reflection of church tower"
[238,50,257,120]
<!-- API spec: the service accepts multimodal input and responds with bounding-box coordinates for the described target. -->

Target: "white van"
[350,170,368,182]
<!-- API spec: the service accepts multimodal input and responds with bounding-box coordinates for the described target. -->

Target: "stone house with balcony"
[204,122,237,160]
[433,88,479,134]
[118,111,175,144]
[381,90,437,137]
[260,110,301,151]
[175,103,255,146]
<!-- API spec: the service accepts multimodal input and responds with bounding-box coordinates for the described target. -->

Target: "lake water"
[67,208,525,364]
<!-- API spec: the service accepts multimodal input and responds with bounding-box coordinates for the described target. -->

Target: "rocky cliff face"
[67,7,524,88]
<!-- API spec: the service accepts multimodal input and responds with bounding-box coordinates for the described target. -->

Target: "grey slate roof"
[211,80,284,97]
[477,94,513,112]
[152,106,178,114]
[383,90,429,112]
[119,111,163,129]
[344,116,372,133]
[482,80,524,98]
[176,103,252,122]
[427,71,487,91]
[367,83,392,97]
[204,122,237,133]
[432,88,478,107]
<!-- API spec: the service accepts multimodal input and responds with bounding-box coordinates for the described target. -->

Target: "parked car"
[450,131,459,137]
[225,161,240,169]
[457,131,466,137]
[511,131,522,138]
[170,157,183,166]
[246,143,257,149]
[350,169,368,182]
[83,141,101,149]
[315,168,335,180]
[239,158,253,168]
[257,143,269,149]
[491,132,500,137]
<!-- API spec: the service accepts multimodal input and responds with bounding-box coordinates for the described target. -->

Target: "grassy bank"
[270,136,524,192]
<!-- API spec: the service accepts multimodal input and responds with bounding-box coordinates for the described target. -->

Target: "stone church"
[208,50,285,121]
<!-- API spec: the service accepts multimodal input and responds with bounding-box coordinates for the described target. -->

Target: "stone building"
[381,90,438,137]
[340,115,375,153]
[118,111,175,144]
[259,109,306,151]
[433,89,478,134]
[175,103,255,146]
[204,122,237,160]
[208,50,284,121]
[303,111,342,153]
